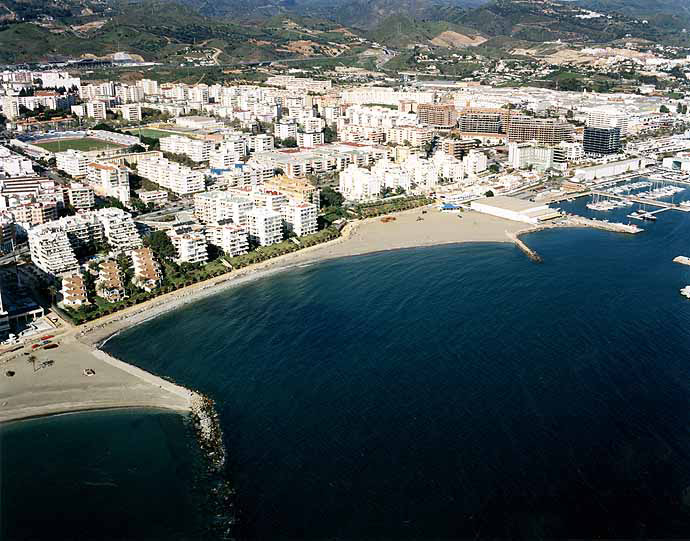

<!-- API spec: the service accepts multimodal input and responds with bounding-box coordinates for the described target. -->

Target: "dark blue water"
[0,409,209,540]
[103,190,690,538]
[8,182,690,539]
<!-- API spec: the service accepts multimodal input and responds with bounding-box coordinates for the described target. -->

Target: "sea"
[5,182,690,539]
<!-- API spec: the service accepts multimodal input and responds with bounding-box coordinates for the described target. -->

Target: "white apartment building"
[249,190,288,213]
[464,149,488,177]
[29,224,79,276]
[508,142,555,170]
[96,207,142,254]
[61,272,89,307]
[136,78,159,96]
[175,115,222,130]
[297,132,324,148]
[386,126,433,147]
[214,162,275,189]
[252,144,389,179]
[205,222,249,257]
[302,117,325,134]
[116,103,142,122]
[0,147,34,177]
[341,88,434,107]
[61,212,103,248]
[210,145,243,169]
[586,107,630,135]
[339,164,382,202]
[275,121,298,140]
[56,150,89,177]
[266,75,332,94]
[87,162,130,205]
[38,71,81,90]
[68,183,95,210]
[248,206,283,246]
[282,202,318,237]
[85,101,107,120]
[160,135,213,163]
[115,84,144,104]
[249,134,274,153]
[138,156,205,195]
[194,191,253,227]
[138,190,168,205]
[131,246,162,291]
[166,222,208,264]
[80,82,115,100]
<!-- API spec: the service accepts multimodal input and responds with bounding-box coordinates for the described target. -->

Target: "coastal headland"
[0,207,634,424]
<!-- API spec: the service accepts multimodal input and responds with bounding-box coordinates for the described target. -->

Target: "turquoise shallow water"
[8,184,690,539]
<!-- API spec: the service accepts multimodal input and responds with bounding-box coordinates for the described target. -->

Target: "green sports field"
[125,128,175,139]
[35,138,124,152]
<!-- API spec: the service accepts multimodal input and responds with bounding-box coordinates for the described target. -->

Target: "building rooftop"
[473,195,544,212]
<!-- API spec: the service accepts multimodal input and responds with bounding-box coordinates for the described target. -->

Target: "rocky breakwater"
[190,392,226,469]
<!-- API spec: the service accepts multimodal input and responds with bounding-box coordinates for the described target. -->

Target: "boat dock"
[565,215,642,234]
[590,190,685,211]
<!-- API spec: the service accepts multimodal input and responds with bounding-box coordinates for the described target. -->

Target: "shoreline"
[2,207,637,425]
[78,207,528,347]
[0,404,188,427]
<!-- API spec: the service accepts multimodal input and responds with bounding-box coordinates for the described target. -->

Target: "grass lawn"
[125,128,175,139]
[35,138,124,152]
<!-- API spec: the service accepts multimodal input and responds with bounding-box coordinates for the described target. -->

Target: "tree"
[27,355,37,372]
[320,187,344,208]
[489,164,500,174]
[47,285,57,306]
[282,137,297,148]
[144,230,176,261]
[323,125,337,143]
[660,105,670,114]
[485,190,494,197]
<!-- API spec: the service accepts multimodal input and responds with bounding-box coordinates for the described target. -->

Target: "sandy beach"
[78,208,526,344]
[1,207,526,423]
[0,335,192,423]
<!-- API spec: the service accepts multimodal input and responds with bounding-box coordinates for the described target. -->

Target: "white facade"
[56,150,89,177]
[248,207,283,246]
[88,163,130,205]
[194,191,253,227]
[138,156,205,195]
[29,224,79,276]
[297,132,324,148]
[95,207,142,254]
[160,135,213,162]
[205,223,249,257]
[68,183,95,210]
[574,158,646,182]
[587,107,630,135]
[339,164,382,202]
[470,196,560,225]
[167,223,209,264]
[282,202,318,237]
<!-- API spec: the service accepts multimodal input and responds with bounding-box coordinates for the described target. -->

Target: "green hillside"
[0,1,366,63]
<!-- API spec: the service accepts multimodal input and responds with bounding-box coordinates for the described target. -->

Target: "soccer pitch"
[125,128,175,139]
[35,138,124,152]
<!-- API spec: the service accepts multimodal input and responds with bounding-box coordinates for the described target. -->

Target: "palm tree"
[47,285,57,306]
[27,355,37,372]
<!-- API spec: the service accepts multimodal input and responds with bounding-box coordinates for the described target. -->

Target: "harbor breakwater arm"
[507,215,641,263]
[506,230,542,263]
